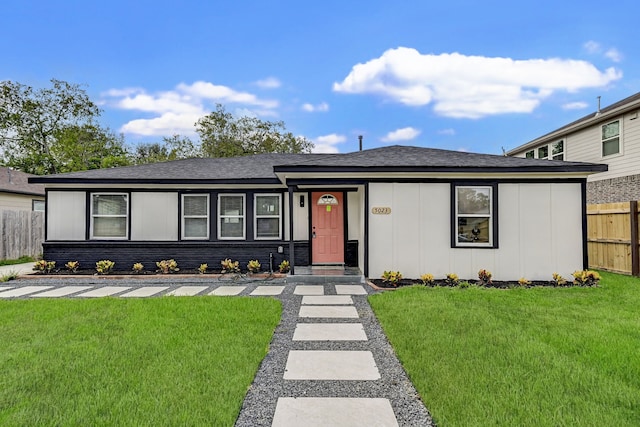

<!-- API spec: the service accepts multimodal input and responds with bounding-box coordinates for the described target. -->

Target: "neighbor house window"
[453,185,497,248]
[537,145,549,160]
[32,200,45,212]
[218,194,245,239]
[182,194,209,239]
[525,150,535,158]
[91,193,128,239]
[602,120,620,156]
[551,140,564,160]
[255,194,281,239]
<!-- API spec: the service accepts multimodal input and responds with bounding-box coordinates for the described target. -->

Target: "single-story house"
[0,167,45,211]
[29,145,606,280]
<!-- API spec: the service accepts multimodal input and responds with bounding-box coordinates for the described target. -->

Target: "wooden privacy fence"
[0,210,44,260]
[587,201,640,276]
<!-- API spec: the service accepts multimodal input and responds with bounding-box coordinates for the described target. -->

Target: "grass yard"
[369,271,640,427]
[0,296,281,426]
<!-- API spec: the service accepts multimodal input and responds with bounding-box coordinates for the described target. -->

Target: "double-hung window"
[91,193,128,239]
[255,194,281,239]
[453,185,497,248]
[537,145,549,160]
[602,120,620,156]
[218,194,245,239]
[551,140,564,160]
[182,194,209,239]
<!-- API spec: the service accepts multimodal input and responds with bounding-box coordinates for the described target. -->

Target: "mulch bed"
[369,278,596,289]
[29,269,285,278]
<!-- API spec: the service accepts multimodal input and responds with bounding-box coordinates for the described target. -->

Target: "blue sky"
[2,0,639,154]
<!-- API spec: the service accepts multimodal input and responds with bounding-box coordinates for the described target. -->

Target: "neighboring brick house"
[506,92,640,204]
[0,167,45,211]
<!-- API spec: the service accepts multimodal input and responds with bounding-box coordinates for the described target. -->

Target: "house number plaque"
[371,207,391,215]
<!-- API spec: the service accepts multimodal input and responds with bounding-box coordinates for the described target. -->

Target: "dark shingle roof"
[0,167,45,196]
[30,145,606,184]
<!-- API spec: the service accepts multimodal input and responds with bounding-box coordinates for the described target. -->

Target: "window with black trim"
[218,194,245,239]
[91,193,128,239]
[453,185,497,248]
[255,194,281,239]
[182,194,209,239]
[602,120,620,156]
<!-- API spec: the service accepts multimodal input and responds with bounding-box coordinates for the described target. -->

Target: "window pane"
[457,188,490,214]
[602,121,620,139]
[552,154,564,160]
[220,218,244,238]
[256,195,280,216]
[552,140,563,155]
[537,146,548,158]
[184,195,208,216]
[184,218,208,238]
[93,194,127,215]
[94,217,126,237]
[33,200,45,212]
[220,196,243,216]
[525,150,534,158]
[457,217,489,243]
[257,218,280,238]
[603,138,620,156]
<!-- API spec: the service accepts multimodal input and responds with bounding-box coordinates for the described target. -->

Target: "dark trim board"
[42,241,310,273]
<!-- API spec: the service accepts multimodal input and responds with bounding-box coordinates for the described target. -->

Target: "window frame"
[551,139,564,160]
[601,119,622,158]
[181,194,210,240]
[217,194,246,240]
[32,199,45,212]
[451,183,498,249]
[90,192,129,240]
[525,150,535,159]
[537,145,549,160]
[254,193,282,240]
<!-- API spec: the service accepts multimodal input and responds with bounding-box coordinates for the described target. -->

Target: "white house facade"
[31,146,606,280]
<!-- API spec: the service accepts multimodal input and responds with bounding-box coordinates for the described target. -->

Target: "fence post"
[631,200,639,277]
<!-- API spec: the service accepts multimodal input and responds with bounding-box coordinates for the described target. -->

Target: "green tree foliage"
[196,104,313,157]
[53,124,130,172]
[0,79,105,174]
[132,135,198,165]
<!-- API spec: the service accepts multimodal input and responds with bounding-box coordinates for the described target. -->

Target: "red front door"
[311,192,344,264]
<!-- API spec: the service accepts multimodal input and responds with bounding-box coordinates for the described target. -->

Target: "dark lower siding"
[43,241,310,273]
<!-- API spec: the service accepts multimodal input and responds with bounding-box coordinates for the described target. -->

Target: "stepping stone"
[293,323,367,341]
[165,286,208,296]
[335,284,368,295]
[0,286,14,292]
[284,350,380,380]
[294,285,324,295]
[301,295,353,305]
[76,287,131,297]
[209,286,246,296]
[299,305,359,318]
[120,287,169,297]
[32,286,93,297]
[250,286,285,296]
[0,286,53,298]
[272,397,398,427]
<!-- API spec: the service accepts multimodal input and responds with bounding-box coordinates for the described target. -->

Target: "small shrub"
[278,260,290,273]
[198,263,208,274]
[132,263,144,274]
[156,259,179,274]
[518,277,532,286]
[445,273,459,286]
[458,281,471,289]
[420,273,435,286]
[221,258,240,274]
[65,261,80,273]
[96,260,115,275]
[552,272,567,286]
[382,270,403,287]
[572,270,601,286]
[247,259,261,273]
[0,270,18,282]
[33,260,56,274]
[478,269,492,286]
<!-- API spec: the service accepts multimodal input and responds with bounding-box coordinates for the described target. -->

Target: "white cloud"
[103,81,279,136]
[583,40,601,54]
[254,77,282,89]
[381,127,421,142]
[584,40,623,63]
[312,133,346,153]
[605,48,623,63]
[562,101,589,110]
[437,128,456,136]
[302,102,329,112]
[333,47,622,119]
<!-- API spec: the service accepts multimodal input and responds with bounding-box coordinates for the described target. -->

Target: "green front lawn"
[369,272,640,427]
[0,297,281,426]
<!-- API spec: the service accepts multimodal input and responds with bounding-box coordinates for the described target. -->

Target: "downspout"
[288,185,295,275]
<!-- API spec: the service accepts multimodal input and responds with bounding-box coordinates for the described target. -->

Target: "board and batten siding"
[131,192,178,241]
[367,182,583,281]
[47,191,86,240]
